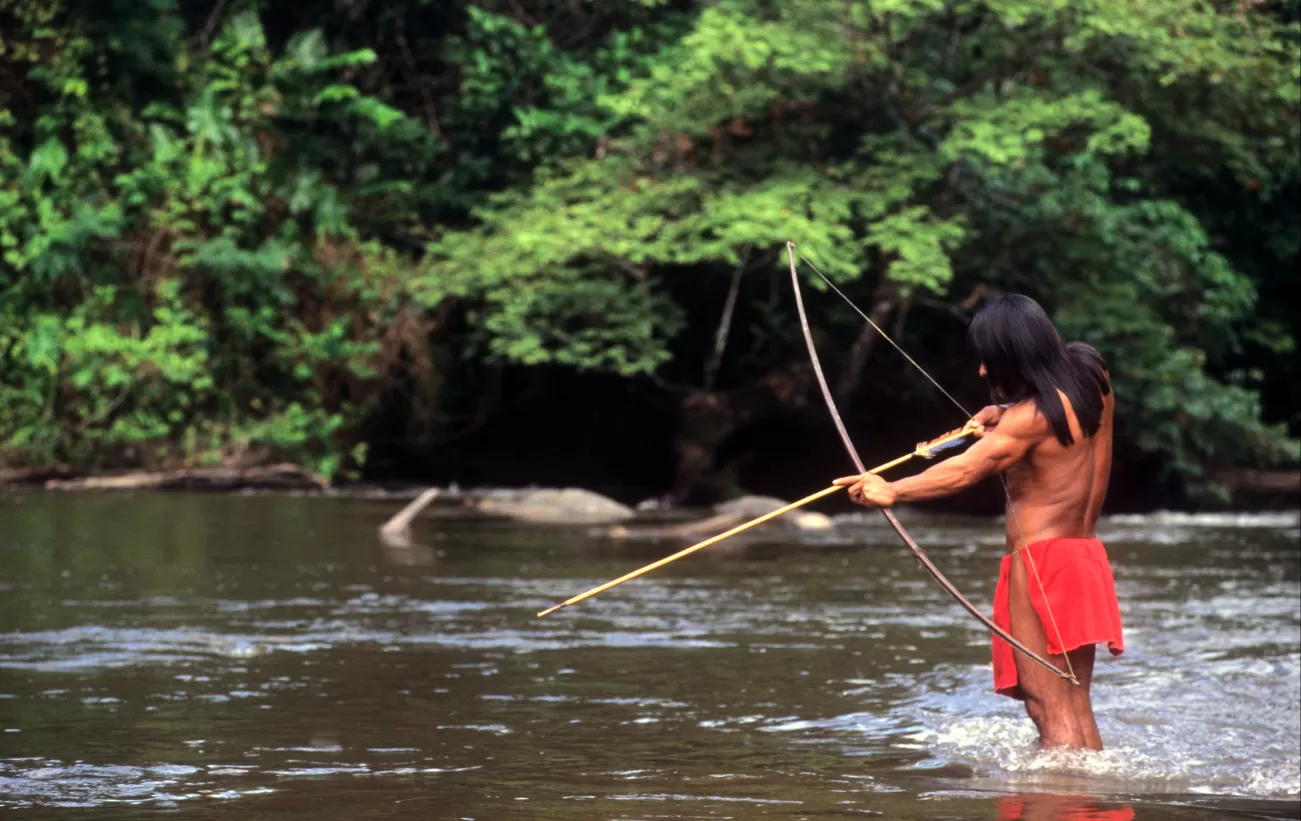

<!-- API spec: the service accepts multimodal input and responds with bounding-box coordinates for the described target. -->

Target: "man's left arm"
[834,405,1041,507]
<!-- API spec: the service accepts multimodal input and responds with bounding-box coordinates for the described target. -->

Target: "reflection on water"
[0,493,1296,819]
[995,794,1135,820]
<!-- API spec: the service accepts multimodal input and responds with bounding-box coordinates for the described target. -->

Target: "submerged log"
[605,495,834,540]
[712,495,834,529]
[0,467,77,486]
[43,463,327,491]
[1214,469,1301,497]
[379,488,441,547]
[606,509,747,540]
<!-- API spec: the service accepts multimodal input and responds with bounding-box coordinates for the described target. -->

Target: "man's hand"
[914,405,1006,455]
[972,404,1006,430]
[833,472,897,508]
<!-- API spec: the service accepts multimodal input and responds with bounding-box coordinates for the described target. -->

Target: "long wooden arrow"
[536,427,974,618]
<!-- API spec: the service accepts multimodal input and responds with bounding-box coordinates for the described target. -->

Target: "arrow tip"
[536,603,566,618]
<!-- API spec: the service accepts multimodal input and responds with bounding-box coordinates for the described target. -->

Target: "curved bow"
[785,242,1075,684]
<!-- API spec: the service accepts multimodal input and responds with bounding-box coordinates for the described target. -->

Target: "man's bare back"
[1001,384,1115,548]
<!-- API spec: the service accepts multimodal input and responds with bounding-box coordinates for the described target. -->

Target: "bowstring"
[795,252,1078,685]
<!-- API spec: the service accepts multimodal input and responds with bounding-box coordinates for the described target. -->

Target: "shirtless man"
[833,294,1123,750]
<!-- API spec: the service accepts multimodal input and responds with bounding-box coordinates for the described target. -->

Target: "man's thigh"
[1008,555,1077,705]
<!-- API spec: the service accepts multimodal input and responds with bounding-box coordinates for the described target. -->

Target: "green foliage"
[0,0,1296,497]
[0,3,415,476]
[429,0,1299,493]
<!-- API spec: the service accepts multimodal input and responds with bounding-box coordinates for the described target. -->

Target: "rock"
[604,510,747,541]
[471,487,635,525]
[711,495,834,531]
[605,495,834,540]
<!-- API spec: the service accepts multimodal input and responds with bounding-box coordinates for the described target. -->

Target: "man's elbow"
[964,455,1009,486]
[934,461,984,494]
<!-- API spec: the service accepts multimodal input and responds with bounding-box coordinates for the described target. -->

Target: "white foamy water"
[706,509,1301,803]
[1102,511,1300,529]
[915,645,1301,799]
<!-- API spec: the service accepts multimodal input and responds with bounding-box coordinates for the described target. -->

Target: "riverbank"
[1,464,1296,517]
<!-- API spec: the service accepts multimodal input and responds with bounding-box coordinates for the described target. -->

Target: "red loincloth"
[992,537,1124,699]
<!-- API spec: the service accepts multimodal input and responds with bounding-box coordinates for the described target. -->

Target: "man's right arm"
[879,403,1044,504]
[915,404,1006,452]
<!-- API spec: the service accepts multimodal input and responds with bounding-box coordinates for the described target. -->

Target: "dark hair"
[967,295,1110,446]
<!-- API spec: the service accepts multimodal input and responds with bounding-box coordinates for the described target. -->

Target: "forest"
[1,0,1297,509]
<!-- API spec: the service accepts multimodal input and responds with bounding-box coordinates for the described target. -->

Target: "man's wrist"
[889,477,913,504]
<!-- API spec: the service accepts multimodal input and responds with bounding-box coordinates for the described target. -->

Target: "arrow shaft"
[536,428,971,618]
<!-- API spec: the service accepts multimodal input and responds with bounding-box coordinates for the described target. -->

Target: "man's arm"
[1083,376,1114,534]
[835,403,1043,507]
[915,404,1007,453]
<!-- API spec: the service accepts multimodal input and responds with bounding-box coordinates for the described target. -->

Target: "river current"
[0,493,1297,819]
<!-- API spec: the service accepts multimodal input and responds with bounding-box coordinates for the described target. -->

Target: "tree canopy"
[1,0,1297,502]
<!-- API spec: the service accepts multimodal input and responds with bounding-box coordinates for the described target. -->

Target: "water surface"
[0,493,1297,819]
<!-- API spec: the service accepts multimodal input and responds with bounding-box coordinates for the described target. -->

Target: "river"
[0,492,1297,819]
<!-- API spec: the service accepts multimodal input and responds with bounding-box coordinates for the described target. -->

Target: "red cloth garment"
[992,537,1123,699]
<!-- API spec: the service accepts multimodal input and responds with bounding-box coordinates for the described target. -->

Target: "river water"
[0,492,1297,820]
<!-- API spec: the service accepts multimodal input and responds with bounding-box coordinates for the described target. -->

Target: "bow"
[785,242,1076,684]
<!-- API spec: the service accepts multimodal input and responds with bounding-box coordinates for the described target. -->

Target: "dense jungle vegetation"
[1,0,1298,507]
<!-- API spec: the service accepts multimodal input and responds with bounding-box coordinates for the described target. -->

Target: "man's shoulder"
[998,400,1052,441]
[1003,390,1105,452]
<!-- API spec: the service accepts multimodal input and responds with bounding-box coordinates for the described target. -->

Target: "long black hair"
[967,295,1110,446]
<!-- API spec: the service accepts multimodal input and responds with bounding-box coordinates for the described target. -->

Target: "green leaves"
[604,3,854,137]
[0,3,433,478]
[25,138,69,184]
[278,29,377,75]
[863,208,965,295]
[0,0,1295,496]
[942,90,1152,166]
[24,315,63,374]
[481,271,682,375]
[428,0,1296,490]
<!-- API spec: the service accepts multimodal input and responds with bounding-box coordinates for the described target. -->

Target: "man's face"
[980,362,1007,400]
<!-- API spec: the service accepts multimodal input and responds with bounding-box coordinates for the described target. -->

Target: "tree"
[426,0,1300,499]
[1,0,1296,502]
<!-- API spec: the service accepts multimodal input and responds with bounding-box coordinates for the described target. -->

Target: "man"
[833,294,1123,750]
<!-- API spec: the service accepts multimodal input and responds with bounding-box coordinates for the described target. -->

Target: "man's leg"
[1007,555,1085,748]
[1065,644,1101,750]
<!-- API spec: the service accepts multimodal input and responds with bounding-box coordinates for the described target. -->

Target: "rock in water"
[606,495,835,540]
[712,495,834,531]
[472,488,635,525]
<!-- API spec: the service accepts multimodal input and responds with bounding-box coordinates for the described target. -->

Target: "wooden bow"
[535,427,973,618]
[785,242,1075,684]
